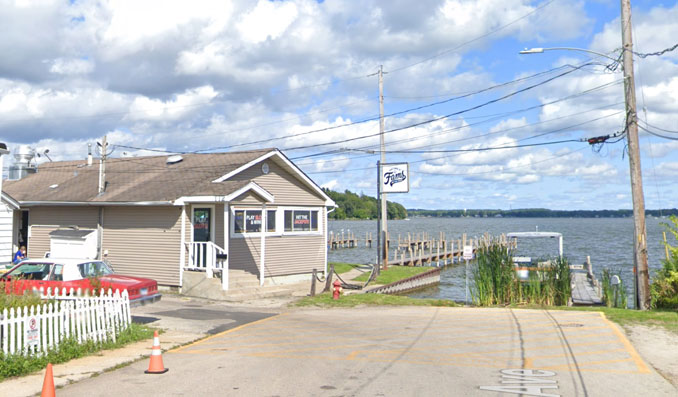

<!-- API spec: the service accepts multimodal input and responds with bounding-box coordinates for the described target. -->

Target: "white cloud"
[127,85,218,121]
[321,179,339,190]
[1,1,675,210]
[49,57,95,75]
[237,1,298,44]
[313,156,350,172]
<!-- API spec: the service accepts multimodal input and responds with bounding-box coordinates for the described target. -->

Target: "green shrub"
[601,268,628,308]
[472,243,572,307]
[0,323,154,381]
[0,280,46,311]
[652,216,678,309]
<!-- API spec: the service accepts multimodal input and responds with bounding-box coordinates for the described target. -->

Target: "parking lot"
[61,306,676,396]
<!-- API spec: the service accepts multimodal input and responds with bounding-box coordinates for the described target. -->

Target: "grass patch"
[511,303,678,335]
[0,323,155,381]
[563,306,678,335]
[294,292,457,308]
[353,265,431,284]
[329,262,361,274]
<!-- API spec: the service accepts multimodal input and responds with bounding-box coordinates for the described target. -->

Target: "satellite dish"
[167,155,183,165]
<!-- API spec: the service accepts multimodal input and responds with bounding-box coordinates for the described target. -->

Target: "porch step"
[181,270,309,301]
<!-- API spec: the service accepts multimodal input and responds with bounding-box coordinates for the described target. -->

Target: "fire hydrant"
[333,280,342,300]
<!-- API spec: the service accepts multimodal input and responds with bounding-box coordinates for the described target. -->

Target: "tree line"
[407,208,678,218]
[323,189,408,220]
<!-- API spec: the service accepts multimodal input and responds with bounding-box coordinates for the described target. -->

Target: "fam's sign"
[381,163,409,193]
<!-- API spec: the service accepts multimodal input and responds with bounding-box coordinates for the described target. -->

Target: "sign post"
[463,245,473,305]
[376,162,410,277]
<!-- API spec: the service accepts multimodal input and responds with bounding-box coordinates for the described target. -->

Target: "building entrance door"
[192,207,213,267]
[192,208,212,243]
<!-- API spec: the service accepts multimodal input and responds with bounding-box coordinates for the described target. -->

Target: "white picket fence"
[0,288,132,356]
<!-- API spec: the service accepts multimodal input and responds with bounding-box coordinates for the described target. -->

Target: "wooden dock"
[570,256,603,305]
[388,233,515,267]
[328,231,363,249]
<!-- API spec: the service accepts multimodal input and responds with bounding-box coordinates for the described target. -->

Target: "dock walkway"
[570,272,603,305]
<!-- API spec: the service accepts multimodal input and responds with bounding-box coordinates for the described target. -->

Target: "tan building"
[3,149,336,292]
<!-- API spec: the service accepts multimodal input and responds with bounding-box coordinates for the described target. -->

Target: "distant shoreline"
[407,209,677,219]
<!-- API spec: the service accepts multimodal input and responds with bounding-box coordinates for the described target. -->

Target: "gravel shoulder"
[624,324,678,388]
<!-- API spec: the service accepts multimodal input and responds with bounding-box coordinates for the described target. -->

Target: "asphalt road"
[61,306,676,396]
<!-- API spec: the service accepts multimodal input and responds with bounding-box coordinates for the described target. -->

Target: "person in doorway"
[13,246,26,264]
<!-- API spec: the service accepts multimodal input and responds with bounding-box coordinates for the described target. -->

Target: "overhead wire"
[292,100,624,167]
[388,0,558,73]
[112,62,597,156]
[285,64,592,153]
[291,76,622,160]
[173,64,588,154]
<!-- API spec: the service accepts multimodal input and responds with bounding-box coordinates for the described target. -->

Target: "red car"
[1,258,161,306]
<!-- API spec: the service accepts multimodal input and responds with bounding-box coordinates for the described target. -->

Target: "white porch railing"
[185,242,229,290]
[0,288,131,356]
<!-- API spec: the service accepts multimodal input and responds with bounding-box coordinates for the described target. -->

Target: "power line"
[388,0,558,73]
[414,146,590,176]
[291,75,621,159]
[639,119,678,134]
[292,100,624,167]
[638,124,678,141]
[113,63,592,156]
[381,138,581,154]
[178,64,586,153]
[633,42,678,58]
[285,65,588,153]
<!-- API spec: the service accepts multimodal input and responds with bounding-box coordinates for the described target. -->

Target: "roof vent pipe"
[8,145,37,180]
[87,143,93,166]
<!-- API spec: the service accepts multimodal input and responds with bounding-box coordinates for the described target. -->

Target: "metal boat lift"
[506,232,563,257]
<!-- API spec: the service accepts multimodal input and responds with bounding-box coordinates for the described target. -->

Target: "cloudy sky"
[1,0,677,210]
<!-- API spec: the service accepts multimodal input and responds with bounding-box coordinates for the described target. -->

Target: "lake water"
[328,217,671,306]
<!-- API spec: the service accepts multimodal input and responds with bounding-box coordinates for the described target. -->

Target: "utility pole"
[620,0,650,310]
[98,135,108,194]
[378,65,388,272]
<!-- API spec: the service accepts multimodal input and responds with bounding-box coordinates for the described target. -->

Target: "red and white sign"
[25,316,39,348]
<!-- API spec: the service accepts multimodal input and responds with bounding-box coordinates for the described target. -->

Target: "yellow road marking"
[538,357,635,371]
[526,348,627,362]
[171,313,285,353]
[598,312,651,373]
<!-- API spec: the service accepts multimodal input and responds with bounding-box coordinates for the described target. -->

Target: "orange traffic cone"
[145,331,168,374]
[41,363,55,397]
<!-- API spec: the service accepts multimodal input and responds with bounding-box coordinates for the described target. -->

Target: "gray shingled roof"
[4,149,273,203]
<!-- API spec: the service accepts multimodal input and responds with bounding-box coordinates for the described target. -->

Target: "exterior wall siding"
[232,192,264,205]
[0,202,13,266]
[27,206,99,259]
[231,161,325,206]
[102,206,182,286]
[263,235,324,276]
[214,203,225,250]
[229,236,261,275]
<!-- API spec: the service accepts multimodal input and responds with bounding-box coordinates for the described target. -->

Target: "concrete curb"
[0,330,203,397]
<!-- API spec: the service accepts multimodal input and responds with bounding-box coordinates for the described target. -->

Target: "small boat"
[507,232,563,281]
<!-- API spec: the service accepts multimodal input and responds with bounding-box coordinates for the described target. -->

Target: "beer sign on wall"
[381,163,409,193]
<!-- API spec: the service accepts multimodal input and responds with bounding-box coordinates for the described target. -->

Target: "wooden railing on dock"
[329,230,360,249]
[329,230,517,258]
[390,232,516,267]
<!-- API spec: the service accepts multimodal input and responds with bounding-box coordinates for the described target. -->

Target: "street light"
[519,44,650,310]
[519,47,621,63]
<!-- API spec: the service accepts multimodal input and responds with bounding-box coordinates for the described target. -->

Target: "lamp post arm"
[520,47,620,63]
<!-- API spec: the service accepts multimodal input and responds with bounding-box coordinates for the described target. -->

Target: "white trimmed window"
[233,209,277,235]
[232,207,321,236]
[284,209,319,232]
